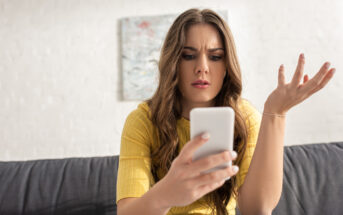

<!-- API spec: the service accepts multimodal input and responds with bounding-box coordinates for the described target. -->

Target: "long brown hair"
[147,8,248,215]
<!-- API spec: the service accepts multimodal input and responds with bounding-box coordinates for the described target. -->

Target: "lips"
[191,80,210,89]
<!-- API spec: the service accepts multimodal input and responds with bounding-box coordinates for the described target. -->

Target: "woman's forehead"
[184,23,223,50]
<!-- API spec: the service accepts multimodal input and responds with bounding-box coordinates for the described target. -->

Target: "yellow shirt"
[117,99,261,215]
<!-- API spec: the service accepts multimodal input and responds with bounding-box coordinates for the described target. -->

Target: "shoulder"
[120,102,158,151]
[123,102,155,135]
[125,102,152,124]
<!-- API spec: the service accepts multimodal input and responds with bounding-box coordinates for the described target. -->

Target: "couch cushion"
[0,156,119,215]
[273,142,343,215]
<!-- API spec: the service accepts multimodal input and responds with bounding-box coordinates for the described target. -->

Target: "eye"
[182,54,196,60]
[210,55,223,61]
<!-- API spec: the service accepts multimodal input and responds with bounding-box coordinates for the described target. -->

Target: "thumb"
[178,132,209,162]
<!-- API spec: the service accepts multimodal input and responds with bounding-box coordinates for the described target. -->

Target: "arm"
[237,108,285,214]
[237,54,336,214]
[117,107,170,215]
[117,194,170,215]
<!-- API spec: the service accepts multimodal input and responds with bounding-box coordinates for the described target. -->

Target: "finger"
[291,53,305,87]
[301,62,331,93]
[299,74,309,88]
[187,150,237,177]
[311,62,331,83]
[194,165,239,186]
[309,68,336,95]
[178,132,209,162]
[197,179,226,197]
[278,64,286,86]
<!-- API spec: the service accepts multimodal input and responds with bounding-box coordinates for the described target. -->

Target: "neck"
[181,99,215,120]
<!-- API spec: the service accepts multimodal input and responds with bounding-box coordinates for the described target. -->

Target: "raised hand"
[264,53,336,115]
[152,133,238,209]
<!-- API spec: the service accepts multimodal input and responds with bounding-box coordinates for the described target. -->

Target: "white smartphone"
[190,107,235,174]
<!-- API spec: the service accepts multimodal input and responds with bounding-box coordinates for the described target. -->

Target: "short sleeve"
[116,105,155,203]
[236,100,262,189]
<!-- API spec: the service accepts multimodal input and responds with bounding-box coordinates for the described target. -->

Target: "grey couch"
[0,142,342,215]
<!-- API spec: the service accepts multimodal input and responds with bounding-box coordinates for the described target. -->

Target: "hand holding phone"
[190,107,235,174]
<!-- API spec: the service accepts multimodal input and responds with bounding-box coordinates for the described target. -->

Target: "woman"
[116,8,336,215]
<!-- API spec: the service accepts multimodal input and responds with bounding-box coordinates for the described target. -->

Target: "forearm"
[238,105,285,214]
[118,186,171,215]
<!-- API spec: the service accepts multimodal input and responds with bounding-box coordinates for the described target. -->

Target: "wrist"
[263,101,287,116]
[263,112,286,117]
[142,180,171,213]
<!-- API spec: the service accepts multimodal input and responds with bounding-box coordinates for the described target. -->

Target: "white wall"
[1,0,342,161]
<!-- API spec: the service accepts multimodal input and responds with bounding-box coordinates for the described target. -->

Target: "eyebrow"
[183,46,224,52]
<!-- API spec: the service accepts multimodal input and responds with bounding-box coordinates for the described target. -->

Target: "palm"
[264,54,336,115]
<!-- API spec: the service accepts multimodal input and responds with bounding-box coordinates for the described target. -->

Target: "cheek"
[212,71,226,90]
[179,63,193,82]
[178,70,190,93]
[179,61,192,74]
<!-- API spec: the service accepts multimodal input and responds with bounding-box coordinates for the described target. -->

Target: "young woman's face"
[178,23,226,108]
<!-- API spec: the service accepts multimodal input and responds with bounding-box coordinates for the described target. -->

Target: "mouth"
[191,80,210,89]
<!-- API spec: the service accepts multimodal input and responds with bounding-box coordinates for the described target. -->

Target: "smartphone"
[190,107,235,174]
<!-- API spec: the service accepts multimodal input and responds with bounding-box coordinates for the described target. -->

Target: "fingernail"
[231,151,237,159]
[325,62,330,68]
[232,165,239,173]
[332,68,336,75]
[201,132,210,139]
[300,53,304,58]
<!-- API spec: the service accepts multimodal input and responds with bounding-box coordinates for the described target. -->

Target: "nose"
[194,54,209,75]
